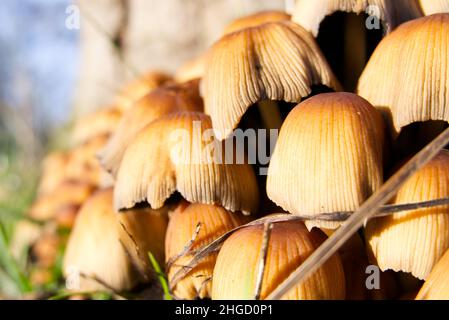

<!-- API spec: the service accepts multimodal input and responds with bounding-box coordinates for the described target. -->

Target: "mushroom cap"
[113,111,259,214]
[416,247,449,299]
[174,54,209,83]
[29,180,95,221]
[357,14,449,136]
[62,188,143,292]
[114,71,173,111]
[211,220,345,299]
[366,149,449,280]
[100,80,203,176]
[292,0,423,37]
[419,0,449,15]
[223,10,291,35]
[71,107,122,146]
[165,201,247,299]
[37,151,71,196]
[202,20,340,140]
[267,92,385,229]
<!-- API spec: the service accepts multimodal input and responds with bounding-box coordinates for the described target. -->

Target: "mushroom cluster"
[25,4,449,300]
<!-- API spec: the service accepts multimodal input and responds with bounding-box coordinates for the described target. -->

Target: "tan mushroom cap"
[114,112,259,215]
[267,92,385,229]
[202,20,340,140]
[357,14,449,136]
[63,188,144,292]
[114,71,173,111]
[292,0,423,37]
[29,180,96,221]
[366,150,449,280]
[71,107,122,146]
[212,220,345,300]
[416,247,449,299]
[223,10,291,35]
[419,0,449,15]
[100,80,203,176]
[165,201,247,299]
[174,53,209,83]
[37,151,71,196]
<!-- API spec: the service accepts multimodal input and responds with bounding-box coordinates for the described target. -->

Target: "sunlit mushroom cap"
[114,112,259,214]
[416,247,449,299]
[202,21,340,140]
[62,189,144,292]
[114,71,172,111]
[292,0,423,37]
[100,80,203,176]
[29,180,95,221]
[357,14,449,136]
[165,201,247,299]
[366,150,449,280]
[419,0,449,15]
[71,107,122,146]
[267,92,385,229]
[212,220,345,299]
[223,10,291,35]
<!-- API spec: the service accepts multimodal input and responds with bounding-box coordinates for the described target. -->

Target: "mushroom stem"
[266,126,449,300]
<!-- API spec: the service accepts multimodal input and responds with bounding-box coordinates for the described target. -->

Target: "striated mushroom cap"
[223,10,291,35]
[416,247,449,299]
[202,21,340,140]
[211,220,345,299]
[366,150,449,280]
[100,80,203,176]
[357,14,449,136]
[165,201,247,299]
[292,0,423,37]
[114,112,259,215]
[267,92,385,229]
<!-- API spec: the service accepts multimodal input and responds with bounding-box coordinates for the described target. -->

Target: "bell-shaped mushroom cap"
[223,10,291,35]
[114,112,259,215]
[357,14,449,136]
[114,71,173,111]
[71,107,122,146]
[165,201,247,299]
[267,93,385,229]
[29,180,95,221]
[63,188,144,292]
[292,0,423,37]
[202,21,340,140]
[366,150,449,280]
[99,80,203,176]
[174,54,209,83]
[212,220,345,299]
[419,0,449,15]
[416,247,449,299]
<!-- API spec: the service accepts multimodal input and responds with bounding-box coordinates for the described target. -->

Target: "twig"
[166,223,202,270]
[79,272,127,300]
[254,223,272,300]
[266,126,449,300]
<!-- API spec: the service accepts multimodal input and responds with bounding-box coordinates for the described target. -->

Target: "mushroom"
[267,92,385,229]
[174,53,209,83]
[63,188,167,292]
[416,247,449,299]
[113,111,259,215]
[202,20,339,140]
[37,151,71,196]
[419,0,449,15]
[211,220,345,299]
[165,201,247,299]
[357,14,449,137]
[99,80,203,176]
[114,71,172,111]
[223,10,291,35]
[366,150,449,280]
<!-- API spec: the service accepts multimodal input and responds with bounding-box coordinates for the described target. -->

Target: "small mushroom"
[211,220,345,299]
[223,10,291,35]
[165,201,247,299]
[267,92,385,229]
[366,150,449,280]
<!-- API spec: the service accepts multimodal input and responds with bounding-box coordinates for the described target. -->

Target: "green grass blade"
[148,252,172,300]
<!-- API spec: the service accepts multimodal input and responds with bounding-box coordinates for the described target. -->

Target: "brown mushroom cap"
[267,92,385,229]
[99,80,203,176]
[113,111,259,215]
[202,20,340,140]
[211,220,345,299]
[366,150,449,280]
[416,247,449,299]
[357,14,449,136]
[223,10,291,35]
[174,54,209,83]
[165,202,247,299]
[292,0,423,37]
